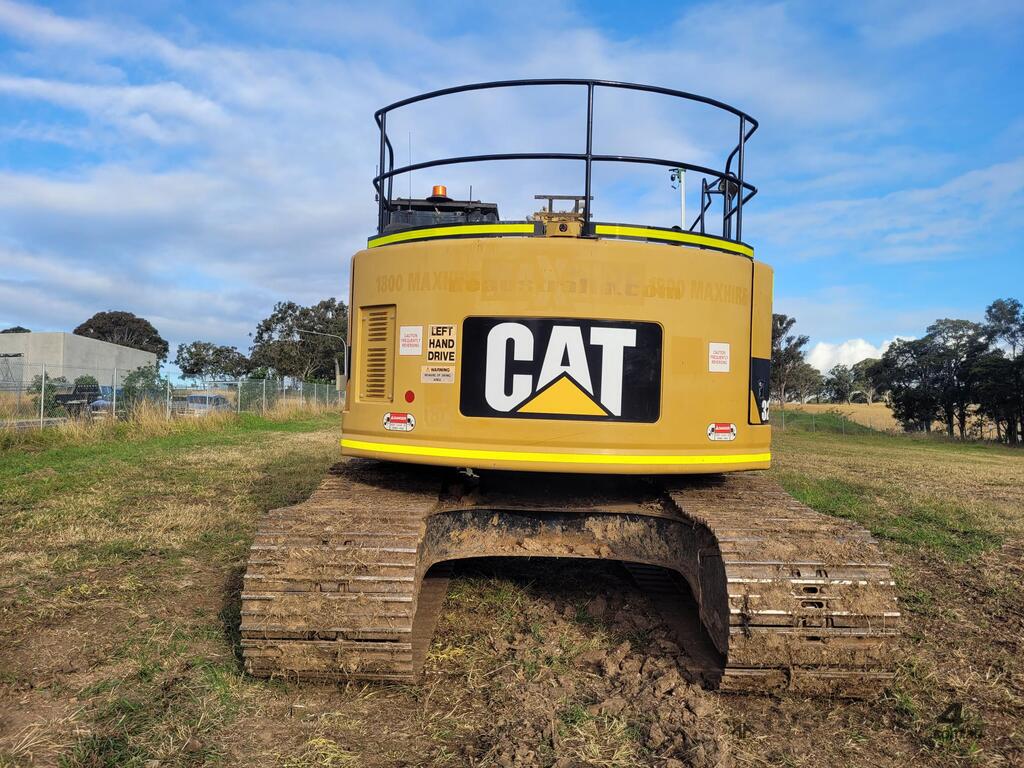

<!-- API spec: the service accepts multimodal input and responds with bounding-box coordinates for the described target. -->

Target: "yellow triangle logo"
[516,375,608,416]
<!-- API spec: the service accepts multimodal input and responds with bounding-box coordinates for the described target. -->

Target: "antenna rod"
[679,168,686,229]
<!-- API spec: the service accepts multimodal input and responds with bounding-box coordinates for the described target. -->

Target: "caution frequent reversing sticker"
[399,326,422,356]
[708,342,730,373]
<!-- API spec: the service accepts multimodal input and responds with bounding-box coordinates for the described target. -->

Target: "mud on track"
[241,462,898,696]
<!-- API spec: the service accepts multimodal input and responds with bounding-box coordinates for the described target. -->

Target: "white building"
[0,332,158,387]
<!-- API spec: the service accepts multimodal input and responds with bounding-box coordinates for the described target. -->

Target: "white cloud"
[853,0,1024,47]
[807,338,899,373]
[754,156,1024,264]
[0,0,110,47]
[0,75,228,141]
[774,285,964,344]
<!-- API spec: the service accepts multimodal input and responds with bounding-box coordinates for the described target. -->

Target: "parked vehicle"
[90,397,113,415]
[185,394,231,415]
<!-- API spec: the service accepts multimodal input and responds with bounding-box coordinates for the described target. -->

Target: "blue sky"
[0,0,1022,372]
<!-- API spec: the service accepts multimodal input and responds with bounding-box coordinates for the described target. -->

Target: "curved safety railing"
[373,79,758,243]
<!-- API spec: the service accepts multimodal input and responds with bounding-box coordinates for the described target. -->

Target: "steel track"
[240,460,899,696]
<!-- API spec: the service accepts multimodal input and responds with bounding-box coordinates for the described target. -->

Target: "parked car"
[186,394,232,415]
[89,397,114,417]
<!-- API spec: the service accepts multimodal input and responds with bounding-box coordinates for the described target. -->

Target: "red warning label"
[706,422,737,441]
[383,412,416,432]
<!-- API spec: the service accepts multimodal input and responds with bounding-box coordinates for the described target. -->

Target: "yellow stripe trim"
[341,438,769,466]
[594,224,753,258]
[368,223,536,248]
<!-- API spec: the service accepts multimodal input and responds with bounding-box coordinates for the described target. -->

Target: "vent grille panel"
[359,306,395,402]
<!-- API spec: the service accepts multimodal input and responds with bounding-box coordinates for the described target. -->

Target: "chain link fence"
[772,404,1008,441]
[772,407,895,435]
[7,358,989,441]
[0,361,342,430]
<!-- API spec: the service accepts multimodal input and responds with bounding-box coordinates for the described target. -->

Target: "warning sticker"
[399,326,422,356]
[421,365,455,384]
[383,412,416,432]
[427,324,457,364]
[707,422,737,441]
[708,342,730,373]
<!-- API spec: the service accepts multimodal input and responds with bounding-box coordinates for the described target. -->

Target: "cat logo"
[460,317,662,422]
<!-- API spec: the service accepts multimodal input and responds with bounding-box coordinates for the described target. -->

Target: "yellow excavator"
[241,79,899,696]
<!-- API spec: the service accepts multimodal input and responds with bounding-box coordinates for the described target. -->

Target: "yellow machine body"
[341,230,773,474]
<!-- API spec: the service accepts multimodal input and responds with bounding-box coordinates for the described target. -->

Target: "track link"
[241,461,899,695]
[241,461,441,681]
[664,473,900,696]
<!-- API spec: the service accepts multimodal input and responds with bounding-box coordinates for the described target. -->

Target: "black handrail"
[373,79,758,241]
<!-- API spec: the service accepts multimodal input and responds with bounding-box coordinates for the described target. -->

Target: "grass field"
[780,401,1004,440]
[1,413,1021,766]
[779,401,902,432]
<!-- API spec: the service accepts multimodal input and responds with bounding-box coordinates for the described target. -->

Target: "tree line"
[11,294,1021,441]
[173,299,347,382]
[771,298,1024,443]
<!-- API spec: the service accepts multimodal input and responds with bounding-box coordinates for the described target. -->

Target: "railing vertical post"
[678,168,686,229]
[263,377,267,414]
[377,112,387,233]
[39,362,45,428]
[582,82,595,232]
[700,180,708,234]
[386,139,394,211]
[723,175,731,241]
[112,367,117,419]
[736,116,746,242]
[166,379,171,420]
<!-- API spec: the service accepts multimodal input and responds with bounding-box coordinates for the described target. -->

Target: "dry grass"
[1,415,1021,767]
[282,738,360,768]
[0,398,340,452]
[784,401,1004,440]
[0,391,31,421]
[556,715,644,767]
[781,401,902,432]
[262,397,342,419]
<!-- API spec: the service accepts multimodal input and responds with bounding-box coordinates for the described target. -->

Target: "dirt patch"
[436,559,728,768]
[217,557,730,768]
